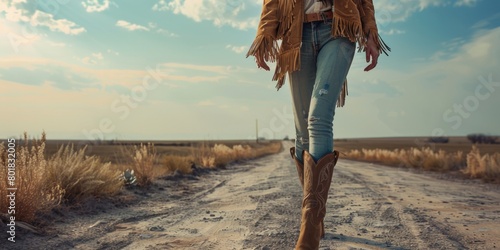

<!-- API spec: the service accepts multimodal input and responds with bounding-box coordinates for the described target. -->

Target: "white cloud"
[82,0,111,12]
[116,20,149,31]
[471,12,500,30]
[0,58,234,90]
[152,0,477,30]
[454,0,479,7]
[226,44,248,54]
[139,22,179,37]
[148,22,158,29]
[0,0,31,22]
[0,57,267,140]
[152,0,169,11]
[2,2,85,35]
[0,19,42,52]
[374,0,479,24]
[380,28,405,35]
[340,27,500,137]
[157,28,179,37]
[81,52,104,65]
[30,10,86,35]
[153,0,259,30]
[107,49,119,56]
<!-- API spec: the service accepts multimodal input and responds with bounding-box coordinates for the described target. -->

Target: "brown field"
[334,136,499,155]
[40,139,278,163]
[333,136,500,183]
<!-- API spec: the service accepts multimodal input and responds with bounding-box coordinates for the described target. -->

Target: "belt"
[304,10,333,23]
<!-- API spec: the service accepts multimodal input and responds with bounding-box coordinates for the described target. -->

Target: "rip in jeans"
[298,137,309,145]
[309,116,320,123]
[319,83,330,96]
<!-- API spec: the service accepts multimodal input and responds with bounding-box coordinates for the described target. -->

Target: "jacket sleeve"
[359,0,390,55]
[246,0,280,62]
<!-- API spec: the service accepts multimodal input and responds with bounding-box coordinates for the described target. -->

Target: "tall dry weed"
[45,145,123,202]
[0,132,61,223]
[344,145,500,182]
[192,142,216,168]
[128,143,157,186]
[192,142,281,168]
[163,155,194,174]
[463,146,500,182]
[345,147,465,172]
[1,132,124,223]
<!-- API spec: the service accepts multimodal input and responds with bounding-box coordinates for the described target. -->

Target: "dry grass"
[125,143,158,186]
[0,133,61,223]
[45,145,123,202]
[344,146,500,182]
[159,141,282,174]
[463,146,500,182]
[1,134,282,224]
[163,155,194,175]
[192,142,282,168]
[0,133,123,223]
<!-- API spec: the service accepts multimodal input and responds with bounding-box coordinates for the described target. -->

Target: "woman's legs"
[289,23,316,163]
[290,21,355,162]
[308,36,355,161]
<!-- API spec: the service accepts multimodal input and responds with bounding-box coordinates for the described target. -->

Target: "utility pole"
[256,119,259,143]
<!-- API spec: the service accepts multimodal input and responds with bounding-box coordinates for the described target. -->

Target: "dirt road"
[3,141,500,249]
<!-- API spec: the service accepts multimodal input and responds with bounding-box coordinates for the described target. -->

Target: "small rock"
[140,234,154,239]
[149,226,165,231]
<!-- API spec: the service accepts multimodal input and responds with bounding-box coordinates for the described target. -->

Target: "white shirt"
[304,0,333,14]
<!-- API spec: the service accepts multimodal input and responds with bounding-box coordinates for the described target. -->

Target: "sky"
[0,0,499,141]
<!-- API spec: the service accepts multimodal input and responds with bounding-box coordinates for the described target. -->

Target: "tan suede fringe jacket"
[246,0,390,107]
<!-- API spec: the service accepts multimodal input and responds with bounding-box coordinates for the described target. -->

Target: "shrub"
[344,145,500,182]
[128,143,158,186]
[345,147,465,172]
[163,155,194,174]
[45,145,123,202]
[190,142,281,169]
[0,132,61,223]
[467,134,498,144]
[0,132,124,223]
[428,137,449,143]
[463,146,500,182]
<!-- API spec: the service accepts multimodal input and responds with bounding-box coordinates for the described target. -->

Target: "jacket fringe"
[337,80,348,107]
[245,34,279,62]
[276,0,297,39]
[248,0,391,108]
[331,16,391,56]
[331,14,364,47]
[369,29,391,56]
[273,47,301,90]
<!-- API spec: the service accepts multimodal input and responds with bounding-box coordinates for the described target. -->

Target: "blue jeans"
[290,21,355,163]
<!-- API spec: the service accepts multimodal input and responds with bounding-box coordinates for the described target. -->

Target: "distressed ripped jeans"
[290,21,355,163]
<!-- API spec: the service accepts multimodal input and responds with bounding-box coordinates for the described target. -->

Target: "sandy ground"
[2,141,500,250]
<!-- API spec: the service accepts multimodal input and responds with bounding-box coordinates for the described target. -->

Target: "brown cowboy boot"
[295,150,339,250]
[290,147,325,239]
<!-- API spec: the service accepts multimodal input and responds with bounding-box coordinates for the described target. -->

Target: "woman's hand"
[255,53,270,71]
[364,34,379,72]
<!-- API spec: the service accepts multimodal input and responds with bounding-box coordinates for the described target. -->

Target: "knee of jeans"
[309,116,320,124]
[308,116,333,133]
